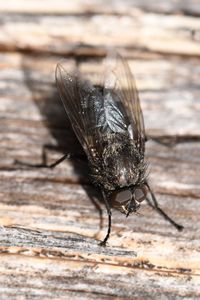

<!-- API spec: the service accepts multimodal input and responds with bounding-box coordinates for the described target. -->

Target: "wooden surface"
[0,1,200,299]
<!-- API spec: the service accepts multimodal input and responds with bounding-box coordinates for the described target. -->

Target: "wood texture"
[0,1,200,299]
[0,10,200,57]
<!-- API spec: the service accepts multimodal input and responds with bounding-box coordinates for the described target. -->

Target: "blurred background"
[0,1,200,299]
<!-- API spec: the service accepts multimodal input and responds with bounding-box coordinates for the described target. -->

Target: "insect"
[54,52,183,246]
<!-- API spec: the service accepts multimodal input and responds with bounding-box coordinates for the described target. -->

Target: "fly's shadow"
[18,54,104,237]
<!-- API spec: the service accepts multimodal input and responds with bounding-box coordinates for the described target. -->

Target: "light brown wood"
[0,4,200,57]
[0,1,200,299]
[1,0,200,16]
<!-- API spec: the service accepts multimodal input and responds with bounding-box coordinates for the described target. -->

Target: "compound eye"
[135,186,147,203]
[114,189,132,204]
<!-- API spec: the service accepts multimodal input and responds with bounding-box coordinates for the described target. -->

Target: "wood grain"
[0,1,200,299]
[0,7,200,57]
[1,0,200,16]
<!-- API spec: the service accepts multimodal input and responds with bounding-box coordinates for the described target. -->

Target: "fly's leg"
[146,135,183,147]
[14,144,85,169]
[146,135,200,146]
[145,181,183,231]
[99,191,112,246]
[42,153,71,168]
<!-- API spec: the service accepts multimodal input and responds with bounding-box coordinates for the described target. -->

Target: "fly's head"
[110,185,147,216]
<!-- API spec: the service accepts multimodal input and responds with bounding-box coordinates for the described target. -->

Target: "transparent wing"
[103,52,146,156]
[56,53,145,164]
[56,64,100,161]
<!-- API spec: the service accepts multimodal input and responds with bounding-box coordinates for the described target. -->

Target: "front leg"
[99,191,112,246]
[145,181,183,231]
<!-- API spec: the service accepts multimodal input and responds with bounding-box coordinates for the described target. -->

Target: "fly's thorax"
[101,137,147,190]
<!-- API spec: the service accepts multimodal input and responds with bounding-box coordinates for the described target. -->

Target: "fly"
[54,52,183,246]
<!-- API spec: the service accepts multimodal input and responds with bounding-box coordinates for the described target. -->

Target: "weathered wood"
[0,52,200,137]
[0,0,200,16]
[0,1,200,299]
[0,9,200,57]
[0,52,200,298]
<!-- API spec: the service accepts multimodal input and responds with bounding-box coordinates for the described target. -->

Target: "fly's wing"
[56,54,145,164]
[103,53,146,156]
[56,64,106,163]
